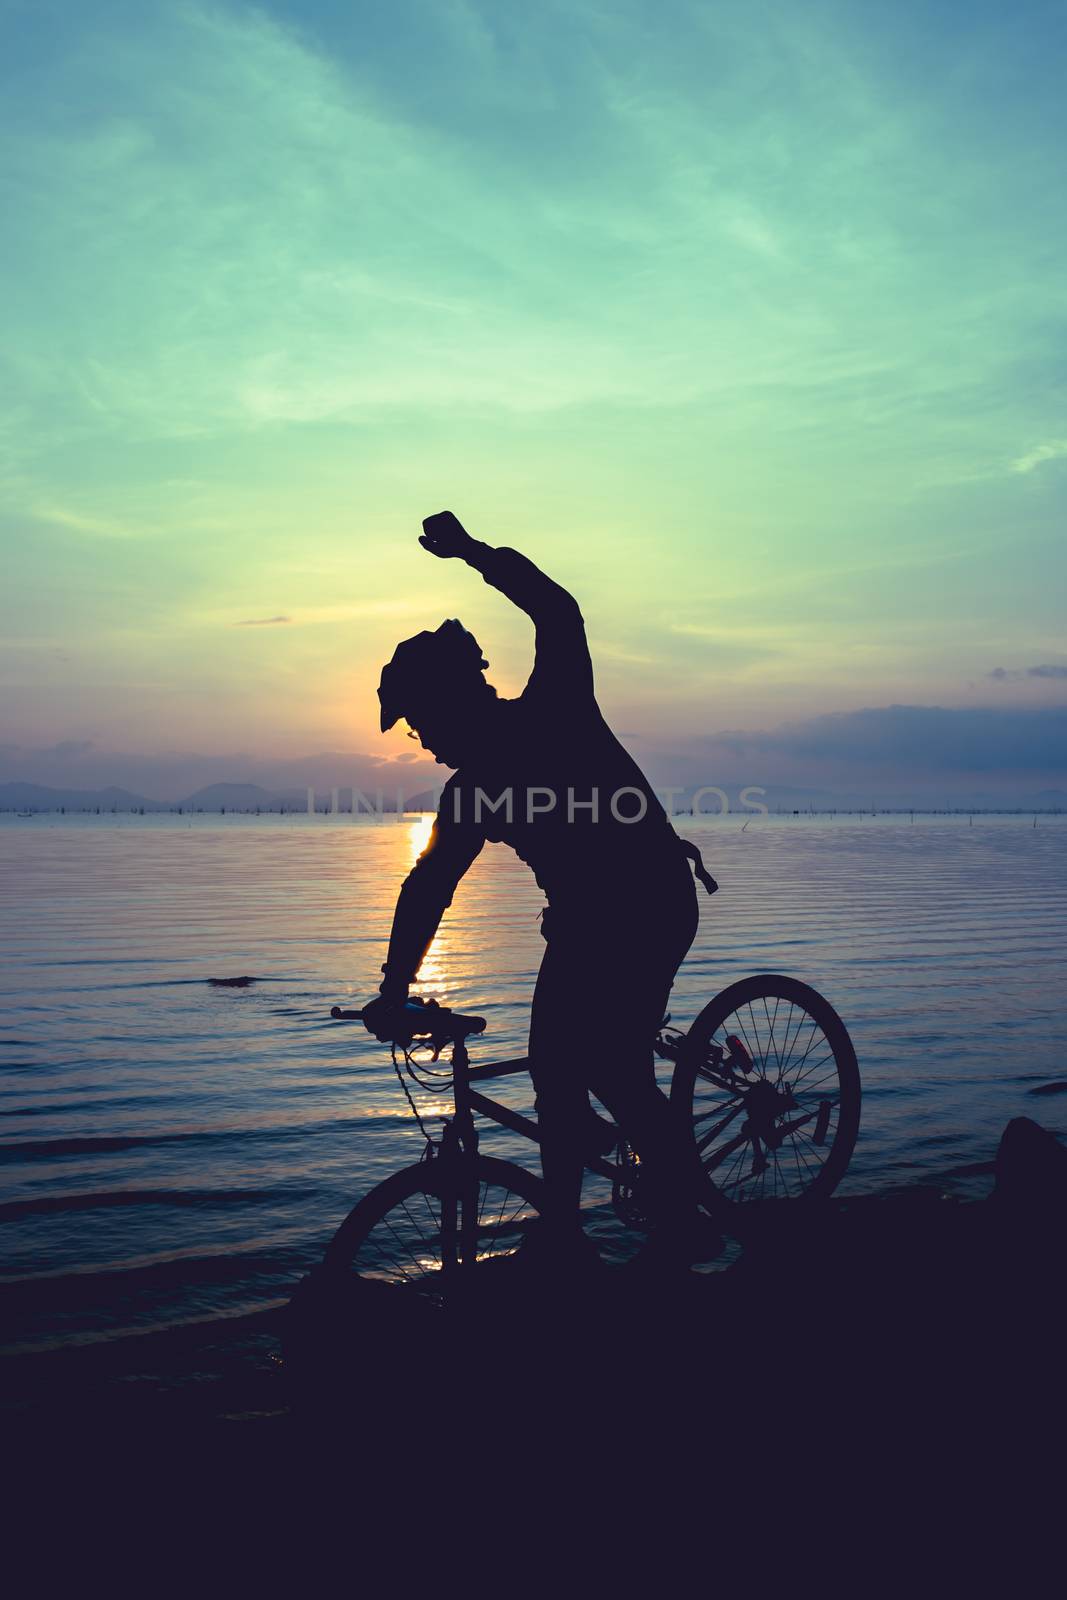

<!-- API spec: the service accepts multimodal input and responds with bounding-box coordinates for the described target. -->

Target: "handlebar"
[330,1000,487,1044]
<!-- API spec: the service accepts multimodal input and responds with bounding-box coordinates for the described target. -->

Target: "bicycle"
[318,974,861,1301]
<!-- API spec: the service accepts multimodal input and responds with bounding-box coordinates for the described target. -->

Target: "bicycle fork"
[438,1038,480,1272]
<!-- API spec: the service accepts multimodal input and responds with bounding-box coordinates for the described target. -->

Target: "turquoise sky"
[2,0,1065,797]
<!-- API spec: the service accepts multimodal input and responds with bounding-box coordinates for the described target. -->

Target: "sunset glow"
[2,1,1065,803]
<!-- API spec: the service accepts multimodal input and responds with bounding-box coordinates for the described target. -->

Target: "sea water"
[1,812,1064,1353]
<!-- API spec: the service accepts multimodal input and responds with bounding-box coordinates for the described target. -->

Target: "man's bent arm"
[378,812,484,999]
[464,540,593,699]
[464,540,576,623]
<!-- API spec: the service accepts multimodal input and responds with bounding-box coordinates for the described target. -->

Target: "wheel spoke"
[778,1002,810,1075]
[350,1170,545,1290]
[734,1011,763,1076]
[678,981,859,1207]
[763,993,785,1080]
[693,1096,744,1126]
[695,1100,747,1153]
[789,1024,831,1078]
[791,1052,836,1090]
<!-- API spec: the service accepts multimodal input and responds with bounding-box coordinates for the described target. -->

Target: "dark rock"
[993,1116,1067,1208]
[207,976,256,987]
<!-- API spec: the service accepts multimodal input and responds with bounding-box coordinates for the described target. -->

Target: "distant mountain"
[3,777,1063,816]
[178,782,292,811]
[0,779,308,812]
[662,783,1067,815]
[404,789,443,811]
[0,781,165,811]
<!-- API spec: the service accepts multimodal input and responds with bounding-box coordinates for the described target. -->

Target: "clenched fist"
[419,511,474,560]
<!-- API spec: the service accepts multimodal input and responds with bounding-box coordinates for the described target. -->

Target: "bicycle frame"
[327,969,861,1275]
[430,1038,623,1268]
[454,1037,818,1202]
[444,1039,623,1181]
[415,1036,627,1273]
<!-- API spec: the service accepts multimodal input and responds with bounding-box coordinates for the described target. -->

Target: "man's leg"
[528,937,591,1235]
[528,884,702,1240]
[584,897,707,1235]
[587,1053,704,1228]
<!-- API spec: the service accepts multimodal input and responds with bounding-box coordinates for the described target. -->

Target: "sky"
[2,0,1066,802]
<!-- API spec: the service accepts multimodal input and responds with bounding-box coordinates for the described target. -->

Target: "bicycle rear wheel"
[670,974,860,1212]
[323,1155,545,1307]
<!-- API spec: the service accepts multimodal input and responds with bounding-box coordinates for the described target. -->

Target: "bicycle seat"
[330,999,486,1045]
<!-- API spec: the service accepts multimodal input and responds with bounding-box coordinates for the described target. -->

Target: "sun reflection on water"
[404,813,458,1002]
[407,813,434,862]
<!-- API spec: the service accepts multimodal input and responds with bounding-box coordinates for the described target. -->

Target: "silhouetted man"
[362,512,717,1262]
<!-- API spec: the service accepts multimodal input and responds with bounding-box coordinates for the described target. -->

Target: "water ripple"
[1,812,1064,1352]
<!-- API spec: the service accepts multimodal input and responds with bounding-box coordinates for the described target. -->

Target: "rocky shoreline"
[4,1117,1065,1474]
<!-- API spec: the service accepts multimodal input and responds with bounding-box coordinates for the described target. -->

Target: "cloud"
[51,738,96,758]
[989,664,1067,682]
[3,0,1067,765]
[29,502,148,538]
[0,740,439,801]
[702,703,1067,777]
[0,738,96,765]
[5,0,1064,466]
[1010,440,1067,475]
[0,0,691,459]
[235,615,291,627]
[4,701,1065,803]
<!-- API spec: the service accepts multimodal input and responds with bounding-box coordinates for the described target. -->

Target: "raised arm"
[420,511,593,700]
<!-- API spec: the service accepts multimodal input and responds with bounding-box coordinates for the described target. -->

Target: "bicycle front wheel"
[324,1155,545,1306]
[671,974,860,1211]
